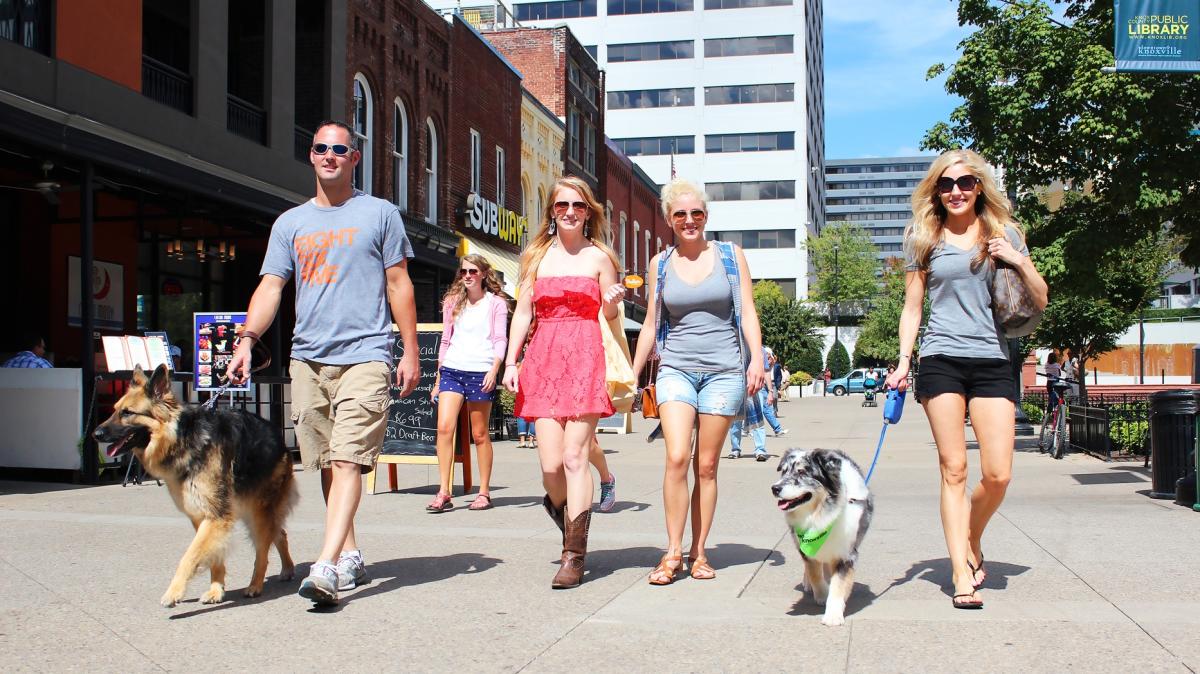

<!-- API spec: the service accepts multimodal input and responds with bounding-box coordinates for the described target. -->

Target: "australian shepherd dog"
[94,364,297,607]
[772,448,873,626]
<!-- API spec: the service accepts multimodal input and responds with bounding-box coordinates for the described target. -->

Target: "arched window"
[619,212,628,270]
[632,220,641,295]
[352,74,373,193]
[644,231,651,288]
[536,186,545,233]
[393,99,408,210]
[425,118,438,224]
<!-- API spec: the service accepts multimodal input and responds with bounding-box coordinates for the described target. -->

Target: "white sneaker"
[298,562,339,605]
[774,429,789,437]
[336,550,369,590]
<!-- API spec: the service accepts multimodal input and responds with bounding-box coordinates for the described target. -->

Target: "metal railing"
[1067,405,1111,460]
[142,56,193,114]
[227,95,266,144]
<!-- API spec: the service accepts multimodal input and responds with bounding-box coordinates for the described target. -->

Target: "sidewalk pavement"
[1,396,1197,673]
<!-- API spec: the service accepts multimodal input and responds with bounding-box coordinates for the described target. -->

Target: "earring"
[549,219,556,236]
[585,224,591,239]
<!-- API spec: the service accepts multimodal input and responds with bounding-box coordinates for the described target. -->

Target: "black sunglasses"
[312,143,352,157]
[935,175,980,194]
[457,268,481,277]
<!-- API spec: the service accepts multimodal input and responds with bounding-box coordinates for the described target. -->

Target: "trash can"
[1148,390,1198,499]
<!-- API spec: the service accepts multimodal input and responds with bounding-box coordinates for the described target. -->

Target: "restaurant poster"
[193,312,250,391]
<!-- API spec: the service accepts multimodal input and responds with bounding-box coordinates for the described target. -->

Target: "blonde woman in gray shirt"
[885,150,1047,610]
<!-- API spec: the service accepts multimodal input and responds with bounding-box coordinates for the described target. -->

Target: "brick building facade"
[605,140,672,318]
[482,26,605,203]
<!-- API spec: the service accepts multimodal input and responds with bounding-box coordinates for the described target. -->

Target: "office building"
[824,156,934,263]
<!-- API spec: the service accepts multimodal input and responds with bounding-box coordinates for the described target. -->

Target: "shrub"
[1109,417,1149,455]
[826,341,851,379]
[497,389,516,416]
[795,342,824,378]
[1020,399,1044,424]
[788,371,814,386]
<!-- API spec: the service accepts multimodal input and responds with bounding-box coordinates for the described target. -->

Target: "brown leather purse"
[640,364,659,419]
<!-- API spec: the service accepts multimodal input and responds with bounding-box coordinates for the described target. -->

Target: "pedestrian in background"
[228,120,421,606]
[3,333,52,368]
[503,175,626,589]
[823,367,832,396]
[1044,352,1062,410]
[516,417,537,449]
[885,149,1047,610]
[428,254,508,513]
[759,346,787,435]
[631,177,765,585]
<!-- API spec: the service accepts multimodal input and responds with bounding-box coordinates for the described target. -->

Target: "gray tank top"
[659,252,740,372]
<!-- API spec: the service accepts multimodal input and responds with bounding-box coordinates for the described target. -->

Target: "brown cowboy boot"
[542,494,565,535]
[551,509,591,589]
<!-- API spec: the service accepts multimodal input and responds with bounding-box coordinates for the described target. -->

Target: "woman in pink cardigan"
[427,254,509,512]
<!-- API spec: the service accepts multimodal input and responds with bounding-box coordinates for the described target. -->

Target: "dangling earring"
[584,224,590,239]
[549,219,556,236]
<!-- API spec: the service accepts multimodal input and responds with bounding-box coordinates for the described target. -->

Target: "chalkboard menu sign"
[382,327,441,456]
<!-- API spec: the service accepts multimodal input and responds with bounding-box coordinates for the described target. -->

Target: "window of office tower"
[514,0,597,20]
[705,0,790,8]
[704,132,794,153]
[0,0,51,53]
[607,40,694,63]
[704,35,793,57]
[704,83,794,105]
[612,136,694,156]
[608,88,694,110]
[608,0,693,15]
[705,180,795,201]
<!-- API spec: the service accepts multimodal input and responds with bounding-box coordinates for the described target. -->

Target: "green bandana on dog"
[793,523,834,557]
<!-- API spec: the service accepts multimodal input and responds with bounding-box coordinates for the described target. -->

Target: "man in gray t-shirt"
[227,121,419,607]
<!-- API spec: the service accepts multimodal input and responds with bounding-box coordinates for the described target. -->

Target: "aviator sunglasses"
[935,175,980,194]
[312,143,352,157]
[457,268,481,277]
[553,200,588,215]
[671,209,707,225]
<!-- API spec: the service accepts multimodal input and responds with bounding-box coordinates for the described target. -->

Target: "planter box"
[788,385,802,399]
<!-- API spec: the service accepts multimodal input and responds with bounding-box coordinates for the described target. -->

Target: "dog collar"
[793,523,834,557]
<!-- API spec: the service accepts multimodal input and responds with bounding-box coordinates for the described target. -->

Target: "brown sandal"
[648,554,683,585]
[689,556,716,580]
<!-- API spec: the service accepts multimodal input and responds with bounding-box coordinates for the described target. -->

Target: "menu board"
[193,312,250,391]
[382,328,441,456]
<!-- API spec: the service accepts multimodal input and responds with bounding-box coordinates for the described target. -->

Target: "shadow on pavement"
[787,582,876,618]
[169,569,309,619]
[578,541,784,583]
[871,557,1031,600]
[311,552,503,613]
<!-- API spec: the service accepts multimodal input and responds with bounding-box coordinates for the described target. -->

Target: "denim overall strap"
[713,241,762,429]
[654,246,676,355]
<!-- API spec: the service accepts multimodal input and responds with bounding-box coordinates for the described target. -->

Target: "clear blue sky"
[824,0,971,160]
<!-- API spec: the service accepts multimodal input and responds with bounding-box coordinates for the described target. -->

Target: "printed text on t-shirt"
[295,227,359,286]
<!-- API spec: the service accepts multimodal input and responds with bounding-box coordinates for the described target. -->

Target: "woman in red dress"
[503,176,626,589]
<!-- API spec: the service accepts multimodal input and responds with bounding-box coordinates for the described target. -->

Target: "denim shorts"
[655,366,746,416]
[438,367,494,402]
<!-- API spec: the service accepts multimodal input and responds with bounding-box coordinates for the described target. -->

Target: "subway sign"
[464,193,528,247]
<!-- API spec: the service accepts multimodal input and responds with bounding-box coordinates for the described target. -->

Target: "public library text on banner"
[1115,0,1199,72]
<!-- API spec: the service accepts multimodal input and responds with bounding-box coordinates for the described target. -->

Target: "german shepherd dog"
[772,448,873,626]
[94,364,297,607]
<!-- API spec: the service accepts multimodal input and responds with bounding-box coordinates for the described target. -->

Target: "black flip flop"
[967,556,986,589]
[952,593,984,610]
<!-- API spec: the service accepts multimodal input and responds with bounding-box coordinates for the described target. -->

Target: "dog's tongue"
[105,435,129,457]
[777,499,792,511]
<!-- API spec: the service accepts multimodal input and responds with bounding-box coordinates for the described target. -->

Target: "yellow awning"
[460,235,521,295]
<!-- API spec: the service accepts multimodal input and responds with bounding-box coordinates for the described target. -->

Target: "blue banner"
[1114,0,1199,72]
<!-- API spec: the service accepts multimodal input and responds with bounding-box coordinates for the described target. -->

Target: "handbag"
[640,365,659,419]
[992,260,1042,338]
[600,303,637,414]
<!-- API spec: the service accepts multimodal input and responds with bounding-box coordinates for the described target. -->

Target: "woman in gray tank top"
[631,178,766,585]
[885,150,1047,610]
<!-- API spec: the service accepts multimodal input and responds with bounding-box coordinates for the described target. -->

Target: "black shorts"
[915,354,1016,404]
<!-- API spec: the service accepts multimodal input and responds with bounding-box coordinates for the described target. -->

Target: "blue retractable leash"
[864,388,906,484]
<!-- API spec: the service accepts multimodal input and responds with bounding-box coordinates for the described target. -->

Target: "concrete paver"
[1,396,1196,672]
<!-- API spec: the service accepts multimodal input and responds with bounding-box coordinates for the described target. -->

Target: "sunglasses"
[457,268,481,277]
[935,175,980,194]
[312,143,352,157]
[552,201,588,215]
[671,209,707,225]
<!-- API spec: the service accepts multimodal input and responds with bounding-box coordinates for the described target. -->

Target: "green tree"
[855,259,908,367]
[753,280,822,372]
[924,1,1200,266]
[809,222,881,318]
[826,340,851,380]
[795,342,824,379]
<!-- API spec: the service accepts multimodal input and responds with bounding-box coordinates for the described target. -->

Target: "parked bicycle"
[1037,376,1079,459]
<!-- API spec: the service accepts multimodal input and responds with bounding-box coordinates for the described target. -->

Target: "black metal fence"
[227,95,266,144]
[1021,391,1151,461]
[142,56,193,114]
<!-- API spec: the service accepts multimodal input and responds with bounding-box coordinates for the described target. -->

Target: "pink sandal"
[468,493,493,510]
[426,492,453,513]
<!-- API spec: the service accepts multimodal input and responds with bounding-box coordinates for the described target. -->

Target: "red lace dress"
[516,276,615,420]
